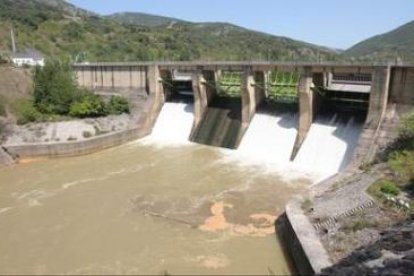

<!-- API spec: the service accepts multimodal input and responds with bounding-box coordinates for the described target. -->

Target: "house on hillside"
[12,49,45,67]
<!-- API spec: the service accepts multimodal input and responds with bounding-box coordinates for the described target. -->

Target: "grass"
[341,219,378,233]
[301,198,313,213]
[368,179,400,200]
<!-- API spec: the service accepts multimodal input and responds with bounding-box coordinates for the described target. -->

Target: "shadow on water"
[256,100,299,130]
[166,93,194,114]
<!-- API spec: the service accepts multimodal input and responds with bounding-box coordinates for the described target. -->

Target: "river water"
[0,102,362,275]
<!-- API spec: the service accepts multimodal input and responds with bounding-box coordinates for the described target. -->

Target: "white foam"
[139,102,194,147]
[238,112,298,165]
[294,115,363,180]
[220,110,363,183]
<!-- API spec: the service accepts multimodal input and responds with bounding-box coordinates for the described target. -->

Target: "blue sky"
[69,0,414,50]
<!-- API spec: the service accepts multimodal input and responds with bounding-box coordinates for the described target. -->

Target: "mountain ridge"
[344,20,414,63]
[0,0,338,62]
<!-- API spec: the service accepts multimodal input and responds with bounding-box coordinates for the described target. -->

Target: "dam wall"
[72,62,411,167]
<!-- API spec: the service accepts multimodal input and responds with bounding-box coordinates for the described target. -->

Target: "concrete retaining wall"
[4,127,146,159]
[282,197,332,275]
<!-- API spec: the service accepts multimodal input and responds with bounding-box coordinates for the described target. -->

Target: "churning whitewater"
[144,102,364,181]
[140,102,195,146]
[221,109,364,182]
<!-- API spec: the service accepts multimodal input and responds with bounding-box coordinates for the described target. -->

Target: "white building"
[12,49,45,67]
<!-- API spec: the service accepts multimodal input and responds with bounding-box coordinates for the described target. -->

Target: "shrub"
[14,100,43,125]
[0,121,5,138]
[400,113,414,139]
[342,219,378,233]
[106,96,130,115]
[0,101,5,117]
[82,131,93,138]
[379,180,400,196]
[69,94,107,118]
[388,151,414,182]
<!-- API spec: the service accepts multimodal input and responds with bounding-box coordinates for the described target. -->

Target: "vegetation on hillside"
[107,12,185,27]
[368,113,414,213]
[0,0,338,62]
[344,21,414,63]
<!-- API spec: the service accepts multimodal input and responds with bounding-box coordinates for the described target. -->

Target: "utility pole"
[10,25,16,53]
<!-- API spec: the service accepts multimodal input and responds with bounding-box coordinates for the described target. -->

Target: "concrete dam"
[72,61,414,179]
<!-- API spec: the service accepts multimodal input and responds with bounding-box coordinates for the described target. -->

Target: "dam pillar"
[254,70,267,105]
[241,67,256,126]
[291,67,314,161]
[191,71,209,134]
[350,66,391,167]
[138,65,165,135]
[367,67,391,125]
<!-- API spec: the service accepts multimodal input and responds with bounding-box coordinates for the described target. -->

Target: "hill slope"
[106,12,185,27]
[0,0,338,62]
[344,21,414,63]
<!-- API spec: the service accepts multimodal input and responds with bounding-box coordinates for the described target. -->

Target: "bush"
[14,100,43,125]
[33,60,81,115]
[82,131,93,138]
[69,94,107,118]
[379,180,400,196]
[0,101,5,117]
[106,96,130,115]
[400,113,414,139]
[388,150,414,182]
[0,121,5,137]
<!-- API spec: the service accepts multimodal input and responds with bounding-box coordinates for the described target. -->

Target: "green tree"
[33,60,81,114]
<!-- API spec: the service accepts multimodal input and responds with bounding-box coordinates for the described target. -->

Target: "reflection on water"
[0,141,309,275]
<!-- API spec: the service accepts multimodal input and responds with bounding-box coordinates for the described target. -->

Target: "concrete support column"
[291,67,314,161]
[366,67,391,127]
[138,65,165,134]
[255,71,267,105]
[191,71,208,132]
[349,66,391,168]
[326,72,333,88]
[241,67,256,126]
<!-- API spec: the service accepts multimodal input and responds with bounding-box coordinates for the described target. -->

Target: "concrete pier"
[291,67,314,161]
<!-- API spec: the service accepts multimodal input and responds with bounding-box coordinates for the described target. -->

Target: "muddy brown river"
[0,140,311,275]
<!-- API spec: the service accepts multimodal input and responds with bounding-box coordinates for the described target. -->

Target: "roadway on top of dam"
[73,60,408,69]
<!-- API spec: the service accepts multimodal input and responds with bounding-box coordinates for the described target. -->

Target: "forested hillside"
[0,0,338,62]
[345,21,414,63]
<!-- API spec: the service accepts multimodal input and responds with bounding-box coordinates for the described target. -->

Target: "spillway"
[294,113,364,179]
[221,105,364,181]
[237,109,298,166]
[143,102,194,146]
